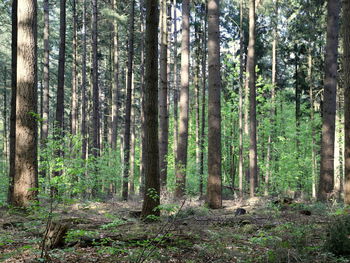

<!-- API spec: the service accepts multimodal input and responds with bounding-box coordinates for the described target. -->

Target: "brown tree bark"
[247,0,257,198]
[122,0,135,200]
[343,0,350,204]
[141,0,160,217]
[41,0,49,143]
[8,0,17,204]
[199,2,207,197]
[175,0,190,199]
[238,0,244,198]
[71,0,78,136]
[159,0,169,191]
[206,0,222,209]
[81,0,87,161]
[110,0,119,151]
[172,0,178,169]
[92,0,100,159]
[12,0,38,207]
[318,0,340,201]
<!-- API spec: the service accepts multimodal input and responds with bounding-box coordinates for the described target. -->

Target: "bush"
[324,215,350,256]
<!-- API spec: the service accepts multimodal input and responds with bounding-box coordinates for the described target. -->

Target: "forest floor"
[0,196,349,263]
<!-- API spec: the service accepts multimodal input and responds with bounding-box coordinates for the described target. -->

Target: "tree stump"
[43,221,69,249]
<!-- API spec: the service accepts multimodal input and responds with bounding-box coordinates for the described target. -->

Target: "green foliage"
[324,215,350,257]
[65,229,98,243]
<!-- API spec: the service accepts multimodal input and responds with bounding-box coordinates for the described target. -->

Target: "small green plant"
[324,215,350,257]
[100,218,125,230]
[65,229,98,243]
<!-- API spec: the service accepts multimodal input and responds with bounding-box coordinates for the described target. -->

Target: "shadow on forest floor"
[0,196,348,262]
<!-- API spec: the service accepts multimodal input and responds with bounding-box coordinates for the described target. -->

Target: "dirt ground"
[0,196,347,263]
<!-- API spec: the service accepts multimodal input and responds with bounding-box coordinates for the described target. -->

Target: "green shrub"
[324,215,350,256]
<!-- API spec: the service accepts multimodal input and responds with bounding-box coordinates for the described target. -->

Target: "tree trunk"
[129,78,136,196]
[318,0,340,201]
[247,0,257,198]
[206,0,222,209]
[122,0,135,201]
[81,0,87,161]
[175,0,190,199]
[159,0,169,191]
[71,0,78,136]
[344,0,350,204]
[8,0,17,204]
[238,0,244,198]
[139,0,145,197]
[199,3,207,198]
[12,0,38,207]
[3,70,8,166]
[92,0,100,159]
[41,0,49,144]
[172,0,178,171]
[111,0,119,151]
[141,0,160,217]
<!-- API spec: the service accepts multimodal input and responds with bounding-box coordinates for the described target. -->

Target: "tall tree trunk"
[53,0,66,180]
[159,0,169,191]
[344,0,350,204]
[265,0,278,196]
[3,70,8,165]
[175,0,190,199]
[308,48,317,199]
[111,0,119,151]
[141,0,160,218]
[122,0,135,201]
[71,0,78,136]
[199,3,207,198]
[81,0,87,161]
[206,0,221,209]
[8,0,17,204]
[92,0,100,159]
[139,0,145,196]
[12,0,38,207]
[172,0,178,169]
[318,0,340,201]
[194,10,201,192]
[129,85,136,196]
[41,0,49,144]
[247,0,257,198]
[238,0,244,198]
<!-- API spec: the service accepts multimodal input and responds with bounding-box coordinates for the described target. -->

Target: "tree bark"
[238,0,244,198]
[141,0,160,217]
[159,0,169,191]
[206,0,222,209]
[8,0,17,204]
[318,0,340,201]
[343,0,350,204]
[175,0,190,199]
[92,0,100,158]
[81,0,87,161]
[172,0,178,171]
[122,0,135,201]
[247,0,257,198]
[12,0,38,207]
[71,0,78,136]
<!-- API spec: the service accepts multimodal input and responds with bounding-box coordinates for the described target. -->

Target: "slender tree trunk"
[71,0,78,136]
[12,0,38,207]
[173,0,178,168]
[334,93,343,200]
[129,78,136,196]
[122,0,135,200]
[238,0,244,198]
[159,0,169,191]
[91,0,100,160]
[265,0,278,196]
[8,0,17,204]
[139,0,146,197]
[81,0,87,161]
[206,0,222,209]
[318,0,340,201]
[344,0,350,204]
[247,0,257,198]
[175,0,190,198]
[307,49,317,199]
[199,3,207,197]
[141,0,160,217]
[3,70,7,166]
[111,0,119,151]
[41,0,49,143]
